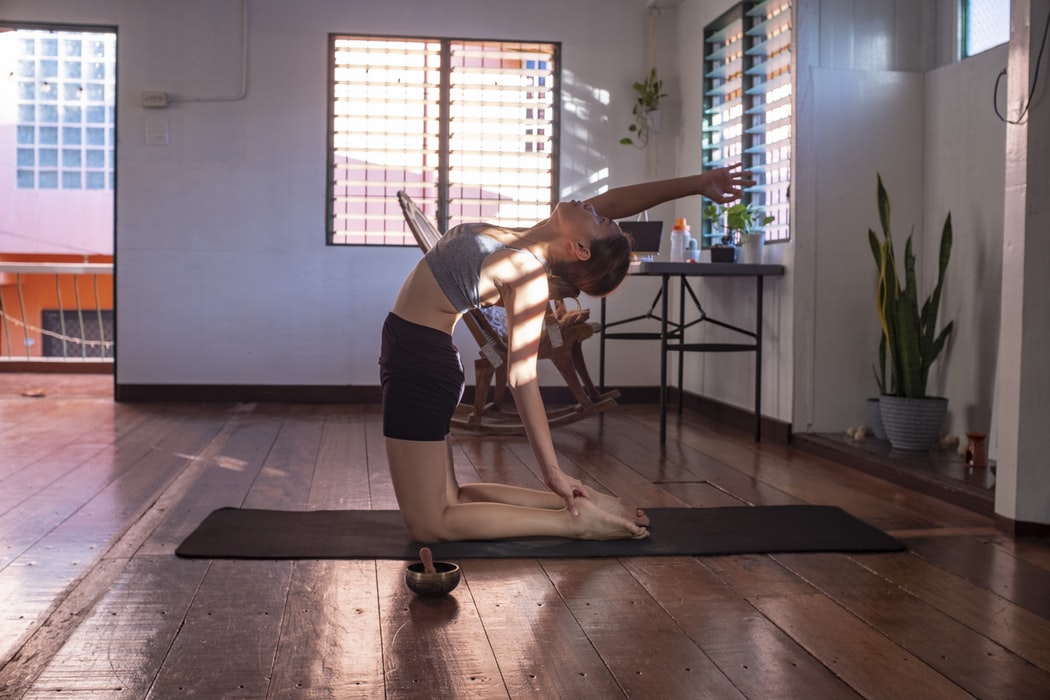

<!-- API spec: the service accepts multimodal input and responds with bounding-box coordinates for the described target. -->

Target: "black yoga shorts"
[379,312,464,441]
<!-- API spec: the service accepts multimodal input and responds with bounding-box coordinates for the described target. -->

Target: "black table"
[599,261,785,443]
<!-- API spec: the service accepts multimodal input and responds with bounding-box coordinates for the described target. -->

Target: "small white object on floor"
[846,425,869,440]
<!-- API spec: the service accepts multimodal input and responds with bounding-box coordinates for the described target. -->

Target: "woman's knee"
[400,511,450,543]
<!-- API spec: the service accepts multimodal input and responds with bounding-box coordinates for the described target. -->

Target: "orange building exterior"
[0,253,114,362]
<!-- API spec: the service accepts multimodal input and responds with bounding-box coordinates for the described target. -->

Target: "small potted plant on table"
[704,201,775,264]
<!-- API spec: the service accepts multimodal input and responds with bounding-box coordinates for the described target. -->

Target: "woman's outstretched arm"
[585,163,755,220]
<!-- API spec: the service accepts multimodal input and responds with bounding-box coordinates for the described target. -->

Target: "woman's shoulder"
[445,222,476,235]
[442,223,525,253]
[447,222,506,237]
[440,222,500,247]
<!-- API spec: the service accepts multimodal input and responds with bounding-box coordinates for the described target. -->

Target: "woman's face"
[554,200,624,242]
[549,200,632,297]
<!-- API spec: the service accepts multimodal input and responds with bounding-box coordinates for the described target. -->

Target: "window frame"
[959,0,1011,59]
[325,34,561,247]
[10,26,117,192]
[701,1,792,247]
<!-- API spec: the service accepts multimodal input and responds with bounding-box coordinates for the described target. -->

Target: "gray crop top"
[424,224,548,313]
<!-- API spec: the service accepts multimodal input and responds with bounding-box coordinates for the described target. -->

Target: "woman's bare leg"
[458,481,648,525]
[385,436,648,542]
[444,439,648,524]
[443,439,562,509]
[584,492,651,526]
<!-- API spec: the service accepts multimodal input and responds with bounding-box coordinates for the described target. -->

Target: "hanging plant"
[619,68,667,148]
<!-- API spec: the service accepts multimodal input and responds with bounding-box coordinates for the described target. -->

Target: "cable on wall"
[169,0,249,104]
[994,6,1050,124]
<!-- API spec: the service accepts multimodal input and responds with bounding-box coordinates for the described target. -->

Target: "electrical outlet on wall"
[141,91,168,108]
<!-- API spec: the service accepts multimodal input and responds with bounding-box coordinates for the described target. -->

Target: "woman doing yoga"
[381,164,754,542]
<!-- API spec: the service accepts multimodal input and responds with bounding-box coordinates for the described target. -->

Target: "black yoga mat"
[175,506,904,560]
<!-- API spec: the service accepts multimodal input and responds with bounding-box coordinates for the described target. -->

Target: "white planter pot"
[739,233,765,264]
[866,397,887,440]
[878,395,948,451]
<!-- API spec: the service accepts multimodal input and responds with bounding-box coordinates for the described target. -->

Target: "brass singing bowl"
[405,560,461,597]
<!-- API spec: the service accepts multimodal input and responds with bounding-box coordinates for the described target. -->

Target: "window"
[328,36,559,246]
[702,1,792,245]
[10,29,116,190]
[961,0,1010,58]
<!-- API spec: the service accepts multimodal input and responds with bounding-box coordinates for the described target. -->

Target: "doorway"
[0,24,116,381]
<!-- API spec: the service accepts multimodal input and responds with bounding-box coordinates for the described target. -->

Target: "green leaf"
[868,173,953,398]
[873,333,887,394]
[876,173,891,240]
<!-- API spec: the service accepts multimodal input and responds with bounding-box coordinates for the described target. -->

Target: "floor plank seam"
[0,415,236,695]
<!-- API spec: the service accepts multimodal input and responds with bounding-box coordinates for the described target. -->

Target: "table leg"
[754,276,764,442]
[677,274,685,415]
[599,297,607,393]
[660,274,669,443]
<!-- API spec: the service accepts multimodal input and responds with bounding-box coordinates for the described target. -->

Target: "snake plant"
[868,174,954,399]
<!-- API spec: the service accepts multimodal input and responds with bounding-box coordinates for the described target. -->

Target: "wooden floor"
[2,375,1050,699]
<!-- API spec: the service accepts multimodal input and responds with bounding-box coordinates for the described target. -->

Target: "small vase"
[965,432,988,467]
[647,109,662,135]
[739,233,765,264]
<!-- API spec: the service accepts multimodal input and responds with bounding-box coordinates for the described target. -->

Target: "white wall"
[924,45,1008,437]
[1,0,1012,445]
[803,68,926,428]
[1,0,658,388]
[788,0,1007,435]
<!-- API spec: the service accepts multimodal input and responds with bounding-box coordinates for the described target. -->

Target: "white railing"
[0,261,114,365]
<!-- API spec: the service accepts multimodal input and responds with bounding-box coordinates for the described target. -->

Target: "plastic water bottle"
[669,218,690,262]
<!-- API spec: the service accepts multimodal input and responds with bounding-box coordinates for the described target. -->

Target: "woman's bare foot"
[588,491,650,527]
[571,499,650,540]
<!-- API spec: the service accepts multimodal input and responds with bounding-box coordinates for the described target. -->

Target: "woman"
[381,164,754,542]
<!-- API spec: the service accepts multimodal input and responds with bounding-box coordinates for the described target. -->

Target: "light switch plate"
[145,116,170,146]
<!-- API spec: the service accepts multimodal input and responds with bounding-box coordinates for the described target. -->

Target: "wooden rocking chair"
[396,191,620,434]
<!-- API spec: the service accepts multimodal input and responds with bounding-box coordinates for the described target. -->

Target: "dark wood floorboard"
[1,377,1048,699]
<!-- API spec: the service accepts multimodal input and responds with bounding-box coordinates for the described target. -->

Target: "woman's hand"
[544,469,590,515]
[700,162,756,204]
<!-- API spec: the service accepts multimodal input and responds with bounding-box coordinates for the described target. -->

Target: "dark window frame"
[326,34,561,247]
[702,1,792,247]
